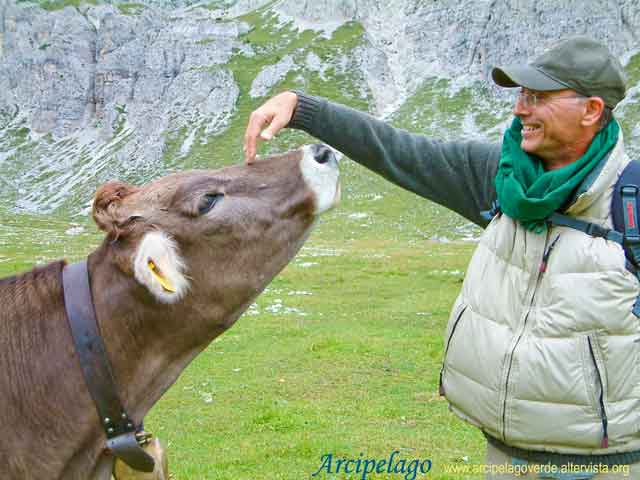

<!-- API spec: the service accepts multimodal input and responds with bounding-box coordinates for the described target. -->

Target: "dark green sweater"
[288,91,501,228]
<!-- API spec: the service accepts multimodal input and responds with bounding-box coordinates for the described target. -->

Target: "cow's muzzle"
[311,143,336,165]
[300,144,340,215]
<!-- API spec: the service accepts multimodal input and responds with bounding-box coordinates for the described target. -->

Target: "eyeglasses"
[515,91,586,108]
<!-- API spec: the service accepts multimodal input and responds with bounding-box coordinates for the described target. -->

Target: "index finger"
[244,111,268,164]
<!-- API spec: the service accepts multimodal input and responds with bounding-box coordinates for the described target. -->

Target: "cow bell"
[112,436,169,480]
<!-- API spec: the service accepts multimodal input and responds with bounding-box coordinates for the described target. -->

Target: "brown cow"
[0,145,340,480]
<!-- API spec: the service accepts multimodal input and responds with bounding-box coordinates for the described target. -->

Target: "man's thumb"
[260,129,273,141]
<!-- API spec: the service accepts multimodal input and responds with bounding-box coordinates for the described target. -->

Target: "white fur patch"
[300,145,340,215]
[133,231,189,303]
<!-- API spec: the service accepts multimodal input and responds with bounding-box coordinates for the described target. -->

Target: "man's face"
[512,88,589,168]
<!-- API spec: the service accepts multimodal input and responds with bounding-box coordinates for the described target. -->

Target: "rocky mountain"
[1,0,639,215]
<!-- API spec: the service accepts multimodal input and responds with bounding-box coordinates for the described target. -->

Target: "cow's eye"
[198,193,224,215]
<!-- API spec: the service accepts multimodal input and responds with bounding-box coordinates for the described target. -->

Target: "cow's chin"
[191,223,315,333]
[258,222,315,293]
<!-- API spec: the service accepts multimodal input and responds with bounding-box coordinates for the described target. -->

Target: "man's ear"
[581,96,606,128]
[93,181,141,240]
[133,230,189,304]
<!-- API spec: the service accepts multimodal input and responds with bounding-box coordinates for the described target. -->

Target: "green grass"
[27,0,98,11]
[117,2,146,15]
[142,238,483,479]
[389,78,511,142]
[617,51,640,157]
[200,0,239,11]
[624,51,640,87]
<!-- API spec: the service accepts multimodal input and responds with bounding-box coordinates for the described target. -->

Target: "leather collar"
[62,261,155,473]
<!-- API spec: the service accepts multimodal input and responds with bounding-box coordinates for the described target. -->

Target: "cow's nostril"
[312,144,335,165]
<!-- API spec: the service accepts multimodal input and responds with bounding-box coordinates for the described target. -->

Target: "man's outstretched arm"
[244,91,501,227]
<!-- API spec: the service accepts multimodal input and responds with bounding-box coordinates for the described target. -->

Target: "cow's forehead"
[144,170,222,192]
[146,170,221,189]
[141,149,304,193]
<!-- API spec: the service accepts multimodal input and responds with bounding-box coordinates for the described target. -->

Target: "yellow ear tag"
[148,260,176,293]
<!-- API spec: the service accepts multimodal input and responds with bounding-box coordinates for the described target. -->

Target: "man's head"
[492,36,626,169]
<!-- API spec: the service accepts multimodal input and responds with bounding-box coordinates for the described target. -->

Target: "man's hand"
[244,91,298,164]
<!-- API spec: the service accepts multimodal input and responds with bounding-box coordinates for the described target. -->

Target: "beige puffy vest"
[440,133,640,455]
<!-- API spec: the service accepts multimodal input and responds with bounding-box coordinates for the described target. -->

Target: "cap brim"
[491,65,567,91]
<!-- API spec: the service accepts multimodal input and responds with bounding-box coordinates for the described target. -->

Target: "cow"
[0,144,340,480]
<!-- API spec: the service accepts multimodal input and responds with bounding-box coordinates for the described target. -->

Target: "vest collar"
[564,129,627,216]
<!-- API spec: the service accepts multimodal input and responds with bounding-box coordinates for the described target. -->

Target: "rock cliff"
[0,0,639,213]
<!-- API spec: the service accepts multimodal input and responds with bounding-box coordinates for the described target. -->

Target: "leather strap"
[619,185,640,317]
[62,261,155,473]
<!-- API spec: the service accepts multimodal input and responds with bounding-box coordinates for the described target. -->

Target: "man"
[244,36,639,479]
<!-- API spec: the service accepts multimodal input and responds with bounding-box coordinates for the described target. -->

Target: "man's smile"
[521,123,543,143]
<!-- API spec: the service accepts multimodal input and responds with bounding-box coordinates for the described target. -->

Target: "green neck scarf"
[495,117,619,232]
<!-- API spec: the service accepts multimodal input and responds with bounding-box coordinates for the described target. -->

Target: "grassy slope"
[149,240,477,480]
[15,0,98,11]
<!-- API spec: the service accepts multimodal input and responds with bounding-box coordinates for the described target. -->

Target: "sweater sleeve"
[288,91,501,228]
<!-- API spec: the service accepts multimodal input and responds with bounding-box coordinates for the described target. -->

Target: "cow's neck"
[86,247,227,425]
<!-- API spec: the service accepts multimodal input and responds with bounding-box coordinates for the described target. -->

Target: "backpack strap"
[480,203,625,244]
[546,213,624,245]
[546,209,640,317]
[549,160,640,318]
[612,160,640,316]
[482,161,640,317]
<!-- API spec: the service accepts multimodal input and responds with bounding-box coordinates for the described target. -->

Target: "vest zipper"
[439,305,467,396]
[501,228,553,441]
[539,234,561,273]
[501,312,530,441]
[588,336,609,449]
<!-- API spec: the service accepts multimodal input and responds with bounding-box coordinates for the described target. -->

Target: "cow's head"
[91,144,339,327]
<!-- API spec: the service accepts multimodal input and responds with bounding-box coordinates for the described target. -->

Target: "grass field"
[145,237,482,480]
[142,229,482,480]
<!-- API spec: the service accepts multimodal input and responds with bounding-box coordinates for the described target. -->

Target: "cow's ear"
[92,181,140,239]
[133,230,189,303]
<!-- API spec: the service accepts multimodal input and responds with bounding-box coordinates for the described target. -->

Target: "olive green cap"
[492,36,627,108]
